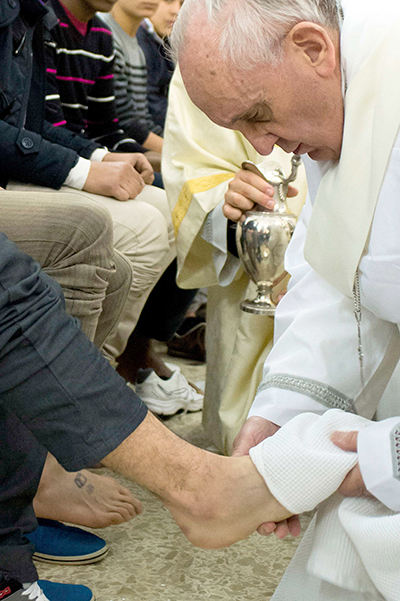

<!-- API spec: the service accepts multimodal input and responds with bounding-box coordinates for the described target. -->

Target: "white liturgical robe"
[247,0,400,598]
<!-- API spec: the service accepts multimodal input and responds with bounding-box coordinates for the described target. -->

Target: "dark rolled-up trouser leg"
[0,408,46,583]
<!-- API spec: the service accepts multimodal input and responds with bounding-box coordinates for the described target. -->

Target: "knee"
[59,193,114,261]
[115,201,172,269]
[146,204,171,252]
[110,249,133,295]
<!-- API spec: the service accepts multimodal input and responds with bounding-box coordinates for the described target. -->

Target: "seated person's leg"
[94,249,133,357]
[103,411,290,549]
[5,182,176,363]
[0,190,115,342]
[0,410,94,600]
[117,258,197,382]
[85,185,175,361]
[0,192,140,528]
[117,258,203,416]
[103,409,372,550]
[136,259,198,343]
[0,239,288,553]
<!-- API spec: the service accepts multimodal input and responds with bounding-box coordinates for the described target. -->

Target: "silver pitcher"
[236,155,301,315]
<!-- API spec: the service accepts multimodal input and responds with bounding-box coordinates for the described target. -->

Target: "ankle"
[163,453,237,547]
[165,454,291,549]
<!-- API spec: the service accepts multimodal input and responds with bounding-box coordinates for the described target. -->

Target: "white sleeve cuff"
[358,417,400,511]
[91,148,109,162]
[63,157,92,190]
[202,200,228,252]
[201,200,240,286]
[248,387,329,426]
[249,409,368,514]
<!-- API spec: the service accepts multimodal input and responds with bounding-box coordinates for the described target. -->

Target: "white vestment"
[251,410,398,601]
[248,0,400,598]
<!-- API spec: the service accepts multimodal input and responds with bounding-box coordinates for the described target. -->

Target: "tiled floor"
[36,350,310,600]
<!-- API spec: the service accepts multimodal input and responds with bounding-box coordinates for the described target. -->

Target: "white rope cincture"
[353,268,365,390]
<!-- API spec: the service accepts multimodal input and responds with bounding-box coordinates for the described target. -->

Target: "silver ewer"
[236,155,301,315]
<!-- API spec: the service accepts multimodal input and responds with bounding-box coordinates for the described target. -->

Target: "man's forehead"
[181,59,272,125]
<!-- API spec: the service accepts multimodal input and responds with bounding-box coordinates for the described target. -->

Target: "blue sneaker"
[0,580,93,601]
[38,581,94,601]
[27,519,108,565]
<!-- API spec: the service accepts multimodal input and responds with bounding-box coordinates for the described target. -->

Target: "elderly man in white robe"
[170,0,400,599]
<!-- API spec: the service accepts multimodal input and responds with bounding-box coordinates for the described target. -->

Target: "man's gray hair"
[170,0,340,67]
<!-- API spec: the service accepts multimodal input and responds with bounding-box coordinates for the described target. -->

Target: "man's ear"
[286,22,337,76]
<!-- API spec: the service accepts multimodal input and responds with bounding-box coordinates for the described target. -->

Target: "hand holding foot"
[331,431,369,498]
[233,416,301,539]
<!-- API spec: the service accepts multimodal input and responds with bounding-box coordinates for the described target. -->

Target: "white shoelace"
[22,583,49,601]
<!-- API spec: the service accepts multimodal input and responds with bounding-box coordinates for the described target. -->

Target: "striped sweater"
[45,0,149,149]
[100,13,163,137]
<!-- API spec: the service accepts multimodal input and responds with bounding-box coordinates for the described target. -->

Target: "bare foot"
[103,413,291,549]
[164,453,292,549]
[34,454,143,528]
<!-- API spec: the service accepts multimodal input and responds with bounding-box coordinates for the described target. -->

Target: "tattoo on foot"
[75,473,88,489]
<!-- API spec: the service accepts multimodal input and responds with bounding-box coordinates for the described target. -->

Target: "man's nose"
[243,133,279,156]
[276,139,298,154]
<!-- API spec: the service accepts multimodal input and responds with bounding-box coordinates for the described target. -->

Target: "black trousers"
[136,258,197,342]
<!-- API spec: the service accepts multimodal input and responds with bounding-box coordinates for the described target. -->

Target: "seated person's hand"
[103,152,155,185]
[84,161,145,201]
[331,431,370,498]
[232,416,301,539]
[224,168,298,222]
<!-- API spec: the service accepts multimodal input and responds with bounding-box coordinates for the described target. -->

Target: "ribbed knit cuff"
[249,409,370,514]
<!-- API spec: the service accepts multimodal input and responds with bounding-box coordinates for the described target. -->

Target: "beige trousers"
[0,190,132,348]
[7,183,176,360]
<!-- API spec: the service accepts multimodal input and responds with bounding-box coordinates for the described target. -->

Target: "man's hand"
[232,416,302,538]
[331,431,370,498]
[224,170,275,222]
[103,152,154,185]
[232,416,280,456]
[84,161,145,201]
[224,169,299,222]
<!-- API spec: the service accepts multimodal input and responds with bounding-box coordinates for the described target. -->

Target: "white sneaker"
[135,364,204,416]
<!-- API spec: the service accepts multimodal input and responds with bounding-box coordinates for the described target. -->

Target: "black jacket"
[0,0,101,189]
[136,24,174,130]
